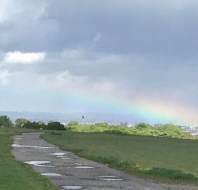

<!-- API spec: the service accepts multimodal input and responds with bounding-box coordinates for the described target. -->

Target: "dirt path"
[11,133,197,190]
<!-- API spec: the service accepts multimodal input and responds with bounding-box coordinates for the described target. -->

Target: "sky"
[1,0,198,126]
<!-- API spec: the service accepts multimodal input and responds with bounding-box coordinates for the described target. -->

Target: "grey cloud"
[1,0,198,121]
[1,0,198,57]
[40,0,198,57]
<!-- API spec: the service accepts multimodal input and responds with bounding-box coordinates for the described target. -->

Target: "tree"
[46,122,65,130]
[15,118,31,128]
[135,123,152,130]
[155,124,186,138]
[0,115,13,128]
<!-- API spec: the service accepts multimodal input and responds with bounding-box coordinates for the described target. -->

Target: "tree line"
[0,115,65,130]
[0,115,191,139]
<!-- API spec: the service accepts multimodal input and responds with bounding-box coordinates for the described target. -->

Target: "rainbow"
[68,94,197,126]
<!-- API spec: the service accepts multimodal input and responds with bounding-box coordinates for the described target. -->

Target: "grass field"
[0,128,58,190]
[43,131,198,184]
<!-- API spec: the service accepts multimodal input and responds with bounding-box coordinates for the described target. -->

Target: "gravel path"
[11,133,198,190]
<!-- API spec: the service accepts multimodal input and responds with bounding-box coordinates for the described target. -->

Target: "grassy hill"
[43,131,198,184]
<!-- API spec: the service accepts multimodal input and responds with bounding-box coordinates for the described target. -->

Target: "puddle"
[101,178,123,181]
[74,166,94,169]
[51,153,67,156]
[62,186,82,190]
[12,144,53,149]
[60,157,72,160]
[24,161,55,167]
[51,153,72,160]
[99,176,118,178]
[74,163,83,166]
[41,173,62,177]
[56,155,69,158]
[99,175,123,181]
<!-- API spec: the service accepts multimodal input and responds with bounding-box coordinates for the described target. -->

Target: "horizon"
[0,110,195,127]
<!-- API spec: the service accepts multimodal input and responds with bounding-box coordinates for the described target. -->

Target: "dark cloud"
[1,0,198,56]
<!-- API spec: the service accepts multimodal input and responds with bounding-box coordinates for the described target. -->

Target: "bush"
[15,119,65,130]
[155,124,187,138]
[46,122,65,130]
[0,116,13,128]
[15,118,31,128]
[135,123,152,130]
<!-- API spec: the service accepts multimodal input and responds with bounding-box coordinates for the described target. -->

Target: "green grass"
[43,131,198,184]
[0,128,58,190]
[67,122,192,139]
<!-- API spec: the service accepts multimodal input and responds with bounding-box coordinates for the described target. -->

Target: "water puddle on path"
[41,173,62,177]
[51,152,67,156]
[62,186,83,190]
[99,176,117,178]
[12,144,54,149]
[101,178,123,181]
[59,157,72,160]
[25,161,55,167]
[56,155,69,158]
[99,176,123,181]
[74,163,83,166]
[74,166,94,169]
[51,152,72,160]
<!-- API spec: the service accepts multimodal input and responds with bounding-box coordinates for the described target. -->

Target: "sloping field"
[43,131,198,184]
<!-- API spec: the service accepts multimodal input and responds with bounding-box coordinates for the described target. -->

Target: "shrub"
[135,123,152,130]
[15,118,31,128]
[0,115,13,128]
[15,119,65,130]
[155,124,187,138]
[46,122,65,130]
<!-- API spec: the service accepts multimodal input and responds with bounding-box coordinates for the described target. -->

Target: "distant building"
[182,126,198,136]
